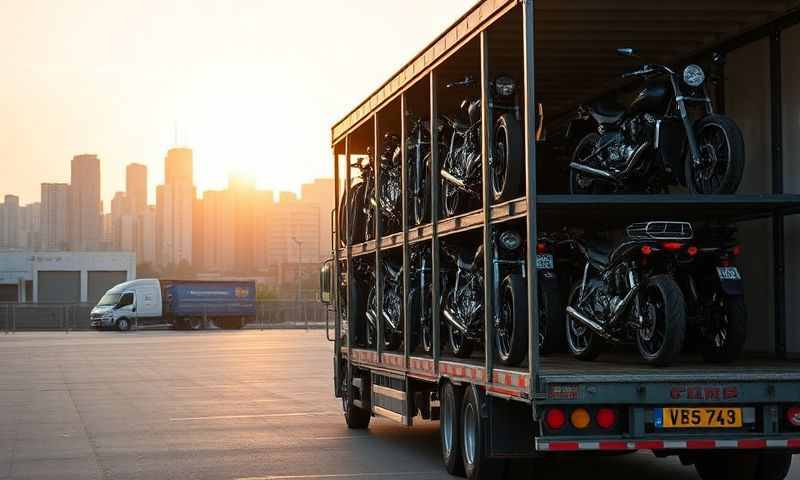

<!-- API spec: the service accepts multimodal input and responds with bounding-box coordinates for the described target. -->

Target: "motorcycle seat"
[590,99,625,124]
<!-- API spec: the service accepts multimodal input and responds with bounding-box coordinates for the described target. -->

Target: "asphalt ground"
[0,330,795,479]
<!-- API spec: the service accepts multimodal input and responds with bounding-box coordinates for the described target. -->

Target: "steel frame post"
[374,114,384,363]
[522,0,541,413]
[480,30,496,385]
[770,30,786,359]
[430,71,442,374]
[333,145,342,394]
[345,137,354,387]
[401,94,411,373]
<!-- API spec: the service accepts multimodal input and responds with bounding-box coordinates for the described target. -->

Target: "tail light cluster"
[719,244,743,268]
[640,242,698,257]
[544,407,619,433]
[785,405,800,430]
[536,242,548,254]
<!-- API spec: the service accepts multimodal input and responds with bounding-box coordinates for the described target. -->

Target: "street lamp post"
[291,236,306,330]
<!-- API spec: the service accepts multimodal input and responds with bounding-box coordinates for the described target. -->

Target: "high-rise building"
[201,190,235,272]
[301,178,335,260]
[137,206,157,266]
[69,154,102,251]
[110,191,129,218]
[156,148,195,267]
[164,148,193,185]
[1,195,20,249]
[19,202,41,249]
[126,163,147,214]
[41,183,70,250]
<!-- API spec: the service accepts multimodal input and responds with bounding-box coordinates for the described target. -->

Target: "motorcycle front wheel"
[686,114,745,194]
[700,292,747,363]
[566,282,604,361]
[410,155,432,226]
[339,182,367,246]
[492,114,523,203]
[365,285,378,348]
[495,274,528,366]
[637,275,687,366]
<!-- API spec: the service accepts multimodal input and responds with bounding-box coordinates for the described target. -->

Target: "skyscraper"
[126,163,147,214]
[41,183,70,250]
[0,195,20,248]
[69,154,102,251]
[156,148,195,267]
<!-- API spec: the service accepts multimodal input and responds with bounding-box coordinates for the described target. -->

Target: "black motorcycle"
[570,48,744,195]
[406,116,435,227]
[365,259,404,351]
[678,225,747,363]
[364,134,402,241]
[338,158,372,246]
[564,221,692,366]
[439,75,523,218]
[410,245,438,355]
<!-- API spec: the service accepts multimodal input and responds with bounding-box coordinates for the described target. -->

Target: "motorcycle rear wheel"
[495,274,528,366]
[492,114,523,203]
[569,133,604,195]
[636,275,687,367]
[539,279,566,355]
[686,114,745,194]
[700,292,747,363]
[339,182,367,246]
[411,155,432,226]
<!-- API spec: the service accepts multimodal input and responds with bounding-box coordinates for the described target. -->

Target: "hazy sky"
[0,0,474,207]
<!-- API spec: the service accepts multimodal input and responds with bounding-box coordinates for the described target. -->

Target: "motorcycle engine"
[601,114,656,171]
[456,275,483,328]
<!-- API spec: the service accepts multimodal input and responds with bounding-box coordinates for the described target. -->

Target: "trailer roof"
[331,0,800,145]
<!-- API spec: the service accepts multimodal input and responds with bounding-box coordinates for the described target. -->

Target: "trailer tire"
[440,381,465,477]
[341,374,370,430]
[461,386,503,480]
[694,452,792,480]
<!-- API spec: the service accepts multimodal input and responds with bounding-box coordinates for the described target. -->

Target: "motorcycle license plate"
[717,267,741,280]
[655,407,742,429]
[536,254,554,270]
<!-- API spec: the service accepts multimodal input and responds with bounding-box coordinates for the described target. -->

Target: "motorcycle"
[364,134,402,241]
[406,116,435,227]
[365,258,404,351]
[410,245,439,355]
[439,75,523,218]
[338,158,371,246]
[564,221,692,366]
[678,225,747,363]
[569,48,744,195]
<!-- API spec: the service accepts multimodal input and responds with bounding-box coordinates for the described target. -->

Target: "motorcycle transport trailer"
[320,1,800,478]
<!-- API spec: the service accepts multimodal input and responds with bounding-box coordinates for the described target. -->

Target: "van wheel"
[440,382,465,477]
[187,317,203,330]
[695,452,792,480]
[461,386,503,479]
[116,318,131,332]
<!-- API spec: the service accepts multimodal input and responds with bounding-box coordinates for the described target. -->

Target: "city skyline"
[0,1,474,206]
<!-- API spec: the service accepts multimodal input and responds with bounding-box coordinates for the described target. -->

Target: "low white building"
[0,251,136,303]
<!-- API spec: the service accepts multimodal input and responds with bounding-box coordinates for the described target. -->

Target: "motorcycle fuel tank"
[468,99,481,125]
[628,80,670,115]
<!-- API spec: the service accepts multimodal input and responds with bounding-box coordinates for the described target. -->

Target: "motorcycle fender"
[537,269,558,289]
[717,276,744,296]
[656,117,687,186]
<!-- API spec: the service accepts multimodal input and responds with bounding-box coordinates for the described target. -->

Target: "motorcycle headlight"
[683,64,705,87]
[499,231,522,251]
[494,76,516,97]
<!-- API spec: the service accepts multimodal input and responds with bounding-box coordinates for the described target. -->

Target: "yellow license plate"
[657,407,743,428]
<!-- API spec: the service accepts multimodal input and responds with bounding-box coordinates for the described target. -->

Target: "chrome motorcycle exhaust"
[569,162,614,180]
[442,308,468,333]
[618,142,651,178]
[566,306,616,342]
[440,169,468,190]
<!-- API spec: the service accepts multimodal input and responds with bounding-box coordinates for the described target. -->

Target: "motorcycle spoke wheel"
[692,123,732,193]
[638,289,667,357]
[496,288,514,360]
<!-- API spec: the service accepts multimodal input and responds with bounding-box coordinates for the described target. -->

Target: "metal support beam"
[401,93,412,378]
[374,115,384,363]
[333,145,342,394]
[345,136,354,388]
[430,71,442,374]
[522,0,541,414]
[770,30,786,359]
[480,30,496,386]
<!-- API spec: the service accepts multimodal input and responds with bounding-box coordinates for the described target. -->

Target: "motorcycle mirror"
[712,51,726,65]
[617,48,636,57]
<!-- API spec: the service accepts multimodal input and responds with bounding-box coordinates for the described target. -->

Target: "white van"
[89,279,162,331]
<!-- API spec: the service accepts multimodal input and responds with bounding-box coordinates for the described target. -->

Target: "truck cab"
[90,279,163,331]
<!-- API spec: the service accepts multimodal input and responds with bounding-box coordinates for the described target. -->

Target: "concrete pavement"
[0,330,795,479]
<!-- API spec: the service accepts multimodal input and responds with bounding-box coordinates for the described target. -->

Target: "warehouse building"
[0,252,135,304]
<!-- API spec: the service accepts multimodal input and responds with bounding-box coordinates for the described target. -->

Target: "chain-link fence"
[0,301,326,332]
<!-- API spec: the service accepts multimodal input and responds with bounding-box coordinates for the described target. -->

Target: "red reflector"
[635,440,665,450]
[598,441,629,451]
[545,409,566,430]
[641,245,653,256]
[687,246,698,256]
[786,406,800,427]
[596,408,617,429]
[737,439,767,449]
[732,245,742,256]
[536,242,547,254]
[788,439,800,448]
[548,441,579,451]
[687,440,716,449]
[662,242,684,251]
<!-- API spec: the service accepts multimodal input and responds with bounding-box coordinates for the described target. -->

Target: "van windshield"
[97,293,122,306]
